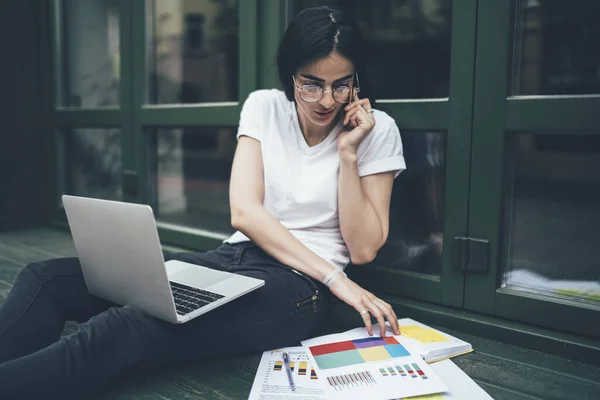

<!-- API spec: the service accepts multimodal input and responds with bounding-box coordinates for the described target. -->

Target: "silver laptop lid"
[62,195,177,322]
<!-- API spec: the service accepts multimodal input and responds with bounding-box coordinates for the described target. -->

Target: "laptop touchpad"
[165,260,191,276]
[166,260,229,289]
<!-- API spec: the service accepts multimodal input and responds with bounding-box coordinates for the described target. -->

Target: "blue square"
[384,344,410,358]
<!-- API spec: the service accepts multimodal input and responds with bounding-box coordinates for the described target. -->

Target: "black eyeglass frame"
[292,73,361,104]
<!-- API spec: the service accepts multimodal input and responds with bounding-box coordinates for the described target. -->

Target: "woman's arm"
[230,135,399,337]
[336,96,397,265]
[338,153,394,264]
[229,136,335,282]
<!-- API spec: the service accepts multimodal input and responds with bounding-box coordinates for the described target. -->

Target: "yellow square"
[400,325,450,343]
[358,346,390,362]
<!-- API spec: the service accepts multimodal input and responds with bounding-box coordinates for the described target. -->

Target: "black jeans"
[0,242,334,399]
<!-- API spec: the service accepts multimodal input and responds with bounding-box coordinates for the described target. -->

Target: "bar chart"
[379,364,429,380]
[326,370,377,392]
[270,356,318,379]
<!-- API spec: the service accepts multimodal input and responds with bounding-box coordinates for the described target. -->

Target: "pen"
[282,352,296,391]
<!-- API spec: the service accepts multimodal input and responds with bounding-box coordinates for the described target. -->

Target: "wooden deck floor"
[1,228,599,400]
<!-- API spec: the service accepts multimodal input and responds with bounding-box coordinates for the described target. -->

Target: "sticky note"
[399,325,450,343]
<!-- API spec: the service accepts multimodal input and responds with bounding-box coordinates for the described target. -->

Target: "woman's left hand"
[328,273,400,337]
[338,94,376,154]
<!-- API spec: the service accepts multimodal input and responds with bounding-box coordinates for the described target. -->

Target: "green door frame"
[344,0,478,308]
[465,0,600,339]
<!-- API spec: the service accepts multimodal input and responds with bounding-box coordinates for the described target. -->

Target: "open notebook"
[396,318,473,363]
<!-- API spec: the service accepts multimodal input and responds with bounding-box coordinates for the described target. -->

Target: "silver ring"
[366,109,374,113]
[360,309,368,316]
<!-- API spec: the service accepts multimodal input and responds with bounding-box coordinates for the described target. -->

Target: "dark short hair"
[276,6,374,104]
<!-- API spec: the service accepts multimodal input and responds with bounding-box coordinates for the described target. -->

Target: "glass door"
[129,0,257,250]
[51,0,131,209]
[465,0,600,338]
[292,0,479,307]
[49,0,259,252]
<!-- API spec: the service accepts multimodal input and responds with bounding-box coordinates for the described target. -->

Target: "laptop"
[62,195,265,324]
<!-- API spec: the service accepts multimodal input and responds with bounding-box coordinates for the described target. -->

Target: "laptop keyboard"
[169,281,225,316]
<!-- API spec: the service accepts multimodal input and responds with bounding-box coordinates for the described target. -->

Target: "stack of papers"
[248,348,491,400]
[299,330,447,399]
[248,318,484,400]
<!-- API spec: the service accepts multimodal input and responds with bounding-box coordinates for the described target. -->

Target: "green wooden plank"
[157,225,226,253]
[440,0,479,307]
[55,109,122,126]
[130,0,148,205]
[376,100,448,130]
[38,0,57,223]
[52,0,62,107]
[447,327,600,384]
[494,288,600,340]
[139,105,241,127]
[49,1,69,212]
[506,96,600,132]
[119,0,135,204]
[464,0,511,314]
[239,0,258,98]
[257,0,287,90]
[54,130,66,203]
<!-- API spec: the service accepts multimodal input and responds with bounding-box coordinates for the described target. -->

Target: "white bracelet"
[322,268,346,287]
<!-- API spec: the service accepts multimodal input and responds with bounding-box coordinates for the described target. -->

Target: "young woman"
[0,6,405,399]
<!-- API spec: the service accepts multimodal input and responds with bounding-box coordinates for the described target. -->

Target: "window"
[146,0,239,104]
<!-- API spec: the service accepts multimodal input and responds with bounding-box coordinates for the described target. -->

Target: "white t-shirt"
[224,89,406,269]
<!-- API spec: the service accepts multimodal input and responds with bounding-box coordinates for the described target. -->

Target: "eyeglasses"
[292,74,360,104]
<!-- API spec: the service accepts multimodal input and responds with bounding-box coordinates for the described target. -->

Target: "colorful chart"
[310,368,318,380]
[396,365,407,376]
[327,370,376,391]
[379,363,428,380]
[308,336,411,370]
[298,361,307,375]
[271,359,318,379]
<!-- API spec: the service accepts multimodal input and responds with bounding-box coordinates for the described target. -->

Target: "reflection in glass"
[149,127,236,234]
[64,128,122,200]
[146,0,239,104]
[60,0,120,107]
[503,133,600,305]
[376,132,446,275]
[512,0,600,95]
[298,0,453,99]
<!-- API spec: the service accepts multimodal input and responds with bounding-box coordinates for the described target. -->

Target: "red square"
[384,336,399,345]
[309,340,356,356]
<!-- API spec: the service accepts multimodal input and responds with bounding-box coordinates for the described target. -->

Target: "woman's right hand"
[328,274,400,337]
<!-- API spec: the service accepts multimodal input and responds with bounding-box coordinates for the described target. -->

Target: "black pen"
[282,352,296,391]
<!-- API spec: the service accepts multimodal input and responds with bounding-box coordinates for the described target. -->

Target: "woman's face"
[293,52,355,133]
